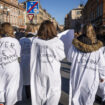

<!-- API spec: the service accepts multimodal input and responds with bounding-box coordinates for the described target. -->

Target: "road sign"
[27,14,34,21]
[26,1,39,14]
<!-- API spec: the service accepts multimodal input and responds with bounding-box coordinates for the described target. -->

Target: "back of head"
[26,23,38,33]
[38,20,57,40]
[25,23,38,37]
[1,22,14,38]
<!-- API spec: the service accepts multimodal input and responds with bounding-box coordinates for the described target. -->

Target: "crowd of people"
[0,20,105,105]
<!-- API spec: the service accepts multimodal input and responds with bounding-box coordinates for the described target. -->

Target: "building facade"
[64,5,84,31]
[22,0,58,29]
[83,0,105,27]
[64,14,70,29]
[0,0,25,28]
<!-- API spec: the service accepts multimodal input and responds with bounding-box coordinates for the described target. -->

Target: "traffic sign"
[27,14,34,21]
[26,1,39,14]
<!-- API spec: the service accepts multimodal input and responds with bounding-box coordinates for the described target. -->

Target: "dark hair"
[1,22,14,37]
[1,22,11,27]
[38,20,57,40]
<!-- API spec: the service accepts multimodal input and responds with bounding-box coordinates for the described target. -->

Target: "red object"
[27,14,34,21]
[0,104,4,105]
[27,2,38,13]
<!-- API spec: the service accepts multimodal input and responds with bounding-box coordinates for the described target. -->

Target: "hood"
[97,34,105,46]
[72,35,103,53]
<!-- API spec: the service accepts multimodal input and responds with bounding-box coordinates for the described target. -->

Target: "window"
[100,3,103,16]
[97,6,100,17]
[77,11,81,15]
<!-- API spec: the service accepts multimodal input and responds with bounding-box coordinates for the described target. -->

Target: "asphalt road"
[16,59,101,105]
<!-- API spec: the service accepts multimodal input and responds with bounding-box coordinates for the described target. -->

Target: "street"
[16,59,100,105]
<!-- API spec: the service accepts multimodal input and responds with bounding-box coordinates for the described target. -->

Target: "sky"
[18,0,88,25]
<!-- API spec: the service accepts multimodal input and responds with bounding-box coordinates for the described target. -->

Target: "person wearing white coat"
[67,24,105,105]
[30,20,65,105]
[57,29,74,57]
[96,29,105,105]
[0,22,23,105]
[19,23,38,99]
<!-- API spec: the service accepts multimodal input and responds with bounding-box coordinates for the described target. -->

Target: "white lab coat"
[0,37,23,105]
[67,45,105,105]
[97,47,105,101]
[30,37,65,105]
[57,30,74,57]
[20,37,34,85]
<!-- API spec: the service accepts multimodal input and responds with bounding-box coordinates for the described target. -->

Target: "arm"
[98,50,105,82]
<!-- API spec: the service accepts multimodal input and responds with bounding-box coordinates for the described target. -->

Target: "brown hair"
[38,20,57,40]
[83,24,97,44]
[25,23,38,37]
[1,22,14,37]
[26,23,38,33]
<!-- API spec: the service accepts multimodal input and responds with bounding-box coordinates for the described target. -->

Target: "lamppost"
[0,4,10,24]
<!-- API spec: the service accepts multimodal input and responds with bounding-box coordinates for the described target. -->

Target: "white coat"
[30,37,65,105]
[67,38,105,105]
[97,47,105,101]
[57,30,74,57]
[20,37,34,85]
[0,37,23,105]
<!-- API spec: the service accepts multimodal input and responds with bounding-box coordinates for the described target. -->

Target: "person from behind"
[19,23,38,99]
[25,23,38,37]
[30,20,65,105]
[67,24,105,105]
[96,26,105,105]
[2,22,15,38]
[0,22,23,105]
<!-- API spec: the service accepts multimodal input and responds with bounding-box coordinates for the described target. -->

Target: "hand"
[100,79,104,82]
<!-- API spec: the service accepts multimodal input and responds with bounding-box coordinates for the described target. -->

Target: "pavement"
[16,59,101,105]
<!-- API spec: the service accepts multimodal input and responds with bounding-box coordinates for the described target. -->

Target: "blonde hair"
[26,24,38,33]
[25,24,38,37]
[83,24,97,44]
